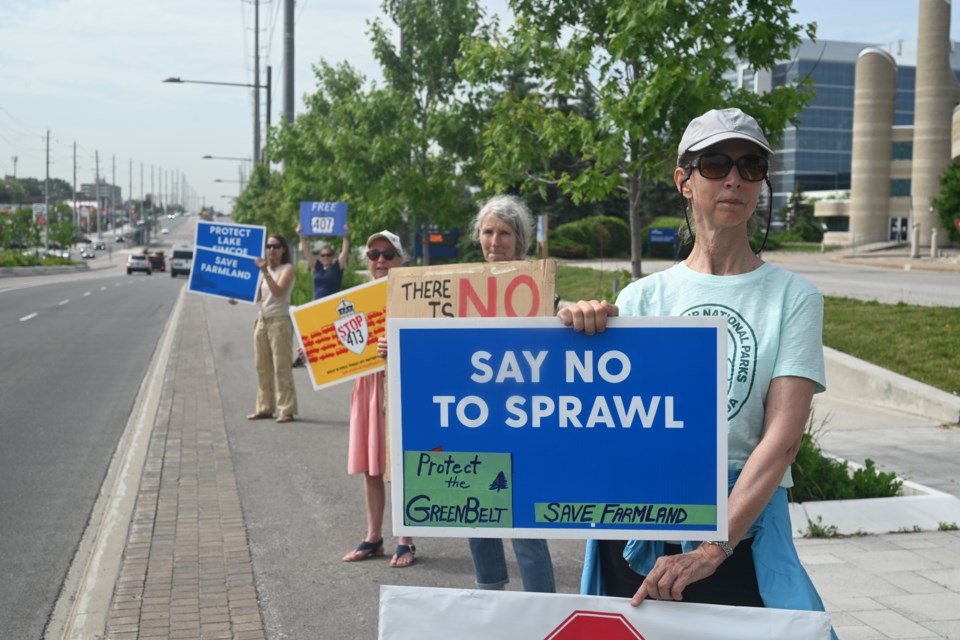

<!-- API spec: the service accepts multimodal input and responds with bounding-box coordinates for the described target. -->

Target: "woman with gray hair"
[471,194,535,262]
[464,194,556,593]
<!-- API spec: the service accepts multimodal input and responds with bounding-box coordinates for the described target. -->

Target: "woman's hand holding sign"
[557,300,619,335]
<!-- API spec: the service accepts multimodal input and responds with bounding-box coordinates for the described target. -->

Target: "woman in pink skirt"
[342,230,416,568]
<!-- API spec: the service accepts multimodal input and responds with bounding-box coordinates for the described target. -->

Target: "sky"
[1,0,957,214]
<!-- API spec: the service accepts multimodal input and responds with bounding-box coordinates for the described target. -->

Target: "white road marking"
[59,299,70,306]
[19,312,38,322]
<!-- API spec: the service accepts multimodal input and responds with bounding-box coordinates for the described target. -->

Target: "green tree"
[265,0,488,261]
[461,0,816,278]
[47,217,76,249]
[366,0,488,262]
[931,164,960,244]
[777,183,823,242]
[0,178,27,205]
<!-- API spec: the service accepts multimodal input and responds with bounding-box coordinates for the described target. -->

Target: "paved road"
[0,270,181,639]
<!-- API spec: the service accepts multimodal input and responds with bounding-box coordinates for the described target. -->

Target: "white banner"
[379,586,831,640]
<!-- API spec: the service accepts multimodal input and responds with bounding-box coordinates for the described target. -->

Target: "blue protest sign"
[188,246,261,303]
[299,201,348,236]
[388,316,727,541]
[195,220,266,257]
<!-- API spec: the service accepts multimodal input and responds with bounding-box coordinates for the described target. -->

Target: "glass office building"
[751,40,960,212]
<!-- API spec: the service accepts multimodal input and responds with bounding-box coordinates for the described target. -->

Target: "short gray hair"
[471,194,535,260]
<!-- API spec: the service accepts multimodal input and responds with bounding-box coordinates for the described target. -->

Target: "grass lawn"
[556,264,960,396]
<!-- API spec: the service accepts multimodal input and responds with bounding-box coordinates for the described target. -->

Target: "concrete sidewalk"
[93,291,960,640]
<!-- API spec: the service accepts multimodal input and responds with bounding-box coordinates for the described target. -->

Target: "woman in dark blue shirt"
[298,224,350,300]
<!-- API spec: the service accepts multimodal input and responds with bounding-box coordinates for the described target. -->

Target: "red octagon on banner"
[545,610,645,640]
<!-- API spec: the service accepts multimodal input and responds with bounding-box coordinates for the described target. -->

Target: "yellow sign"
[290,278,388,390]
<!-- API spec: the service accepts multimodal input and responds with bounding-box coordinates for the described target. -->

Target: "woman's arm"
[631,375,815,605]
[297,224,317,270]
[338,225,350,271]
[257,260,296,299]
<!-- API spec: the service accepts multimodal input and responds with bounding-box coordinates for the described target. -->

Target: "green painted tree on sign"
[460,0,817,278]
[489,471,508,492]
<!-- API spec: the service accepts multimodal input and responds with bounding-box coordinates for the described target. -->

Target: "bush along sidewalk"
[788,410,903,504]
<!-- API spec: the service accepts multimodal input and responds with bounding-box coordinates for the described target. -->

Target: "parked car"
[94,241,107,250]
[126,254,152,275]
[81,247,95,259]
[161,227,170,235]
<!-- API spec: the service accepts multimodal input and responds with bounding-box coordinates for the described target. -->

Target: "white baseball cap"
[678,108,773,162]
[366,230,405,259]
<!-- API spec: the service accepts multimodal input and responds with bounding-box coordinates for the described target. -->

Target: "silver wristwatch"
[707,540,734,558]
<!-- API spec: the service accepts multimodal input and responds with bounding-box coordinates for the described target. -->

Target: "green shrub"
[789,411,903,503]
[550,216,630,259]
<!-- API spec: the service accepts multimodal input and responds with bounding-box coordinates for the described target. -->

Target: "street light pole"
[163,72,271,164]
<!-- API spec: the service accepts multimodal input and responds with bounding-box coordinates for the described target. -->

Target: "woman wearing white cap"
[559,108,834,634]
[342,230,416,568]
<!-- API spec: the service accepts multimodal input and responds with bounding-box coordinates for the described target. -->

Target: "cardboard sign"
[195,220,266,257]
[290,278,388,390]
[388,317,727,541]
[188,247,261,303]
[299,201,348,237]
[379,586,832,640]
[387,260,557,319]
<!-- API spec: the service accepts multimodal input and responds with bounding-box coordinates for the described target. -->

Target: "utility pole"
[283,0,294,124]
[72,142,78,231]
[44,130,50,226]
[111,155,116,232]
[128,158,133,224]
[253,0,261,164]
[140,162,144,229]
[10,155,17,179]
[95,151,101,239]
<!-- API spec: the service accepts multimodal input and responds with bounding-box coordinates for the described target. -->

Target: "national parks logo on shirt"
[681,303,757,420]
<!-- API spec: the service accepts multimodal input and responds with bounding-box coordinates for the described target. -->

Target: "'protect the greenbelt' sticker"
[403,451,513,528]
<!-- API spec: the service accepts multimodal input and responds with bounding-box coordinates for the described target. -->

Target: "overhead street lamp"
[163,66,272,163]
[202,155,252,162]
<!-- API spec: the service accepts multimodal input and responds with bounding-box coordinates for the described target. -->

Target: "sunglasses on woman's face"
[319,252,333,258]
[266,243,282,250]
[691,153,768,182]
[366,248,397,261]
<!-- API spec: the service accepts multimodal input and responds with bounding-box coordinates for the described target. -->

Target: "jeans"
[468,538,555,592]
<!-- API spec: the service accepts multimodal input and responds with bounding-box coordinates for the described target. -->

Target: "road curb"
[824,346,960,424]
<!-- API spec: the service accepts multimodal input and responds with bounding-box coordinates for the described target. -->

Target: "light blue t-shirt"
[615,262,826,486]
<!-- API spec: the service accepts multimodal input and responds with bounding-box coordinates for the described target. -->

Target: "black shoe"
[292,355,305,368]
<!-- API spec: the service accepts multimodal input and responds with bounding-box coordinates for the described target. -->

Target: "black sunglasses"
[319,252,333,257]
[366,248,398,261]
[266,243,283,250]
[691,153,768,182]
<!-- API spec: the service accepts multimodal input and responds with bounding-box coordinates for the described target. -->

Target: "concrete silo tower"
[849,49,898,244]
[911,0,960,248]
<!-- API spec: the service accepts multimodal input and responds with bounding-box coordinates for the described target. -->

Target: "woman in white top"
[244,233,298,423]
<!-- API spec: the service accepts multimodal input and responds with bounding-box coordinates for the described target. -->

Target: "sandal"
[342,538,384,562]
[247,411,274,420]
[276,414,295,423]
[390,544,416,568]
